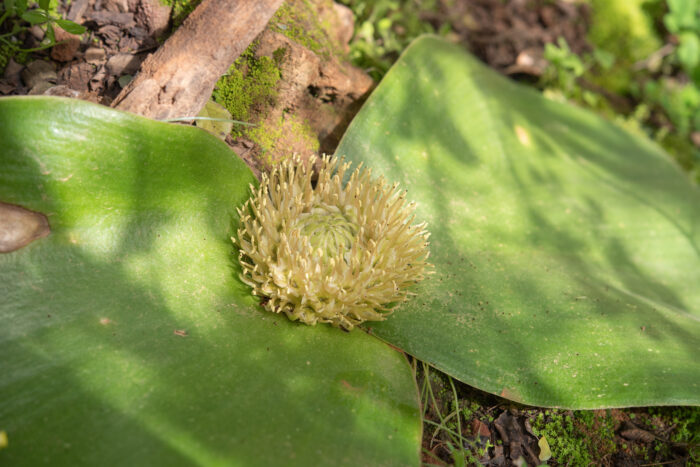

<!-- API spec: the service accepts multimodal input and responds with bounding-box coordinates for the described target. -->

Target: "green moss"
[270,0,341,60]
[0,43,28,72]
[213,44,283,138]
[531,409,616,465]
[247,114,319,166]
[649,407,700,445]
[211,36,321,168]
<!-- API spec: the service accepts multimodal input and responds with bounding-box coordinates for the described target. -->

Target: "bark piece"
[102,0,129,13]
[112,0,284,120]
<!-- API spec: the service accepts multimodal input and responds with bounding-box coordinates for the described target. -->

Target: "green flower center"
[293,204,359,260]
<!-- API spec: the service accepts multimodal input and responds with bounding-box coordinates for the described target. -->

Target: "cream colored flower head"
[234,155,431,330]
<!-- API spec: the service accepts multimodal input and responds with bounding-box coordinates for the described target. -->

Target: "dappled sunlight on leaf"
[336,36,700,409]
[0,96,421,466]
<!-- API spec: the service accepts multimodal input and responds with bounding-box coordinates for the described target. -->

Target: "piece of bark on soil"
[112,0,284,120]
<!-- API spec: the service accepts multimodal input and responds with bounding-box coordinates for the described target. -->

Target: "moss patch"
[247,113,319,166]
[530,409,616,465]
[270,0,342,60]
[212,43,283,138]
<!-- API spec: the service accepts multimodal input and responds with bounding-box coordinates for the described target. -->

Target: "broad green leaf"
[0,96,421,466]
[336,36,700,409]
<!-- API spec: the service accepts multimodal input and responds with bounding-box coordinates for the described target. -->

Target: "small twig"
[448,375,464,447]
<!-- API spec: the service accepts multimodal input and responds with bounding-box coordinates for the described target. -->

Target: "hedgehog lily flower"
[233,155,431,330]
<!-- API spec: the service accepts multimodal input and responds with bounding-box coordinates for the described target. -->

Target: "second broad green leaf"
[336,36,700,409]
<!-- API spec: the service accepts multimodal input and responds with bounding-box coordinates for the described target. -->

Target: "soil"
[1,1,697,466]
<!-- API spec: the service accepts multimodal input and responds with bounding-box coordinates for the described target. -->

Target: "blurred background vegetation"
[339,0,700,183]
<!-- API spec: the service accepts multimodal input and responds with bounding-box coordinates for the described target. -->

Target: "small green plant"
[646,0,700,135]
[636,0,700,179]
[0,0,85,72]
[540,36,617,111]
[340,0,449,80]
[664,0,700,81]
[543,37,586,94]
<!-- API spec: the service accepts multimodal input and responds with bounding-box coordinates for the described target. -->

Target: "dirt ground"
[1,0,697,465]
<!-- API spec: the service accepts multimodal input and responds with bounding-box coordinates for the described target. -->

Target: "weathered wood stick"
[112,0,284,119]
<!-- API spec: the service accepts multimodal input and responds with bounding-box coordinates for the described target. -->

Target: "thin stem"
[159,116,256,126]
[422,418,462,440]
[0,10,11,28]
[0,30,23,40]
[449,375,464,448]
[13,41,55,52]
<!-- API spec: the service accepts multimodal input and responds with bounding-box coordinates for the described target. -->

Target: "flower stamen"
[235,155,431,330]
